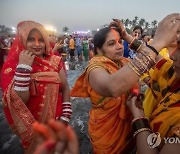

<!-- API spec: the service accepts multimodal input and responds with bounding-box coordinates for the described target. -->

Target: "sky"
[0,0,179,33]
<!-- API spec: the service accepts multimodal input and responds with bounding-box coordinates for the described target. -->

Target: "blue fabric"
[123,40,136,59]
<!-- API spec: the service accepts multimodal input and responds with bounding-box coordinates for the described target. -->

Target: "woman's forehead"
[107,29,120,40]
[29,29,42,36]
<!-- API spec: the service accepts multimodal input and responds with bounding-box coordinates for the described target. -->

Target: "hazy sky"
[0,0,179,33]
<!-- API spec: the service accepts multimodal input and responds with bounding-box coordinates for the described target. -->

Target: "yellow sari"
[71,55,136,153]
[143,58,180,139]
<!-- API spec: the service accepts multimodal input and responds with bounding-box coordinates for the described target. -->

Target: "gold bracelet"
[128,62,141,76]
[134,56,148,73]
[136,43,143,52]
[131,117,149,125]
[129,37,135,47]
[133,128,152,138]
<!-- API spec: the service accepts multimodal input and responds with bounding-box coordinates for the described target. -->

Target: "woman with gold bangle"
[70,13,180,153]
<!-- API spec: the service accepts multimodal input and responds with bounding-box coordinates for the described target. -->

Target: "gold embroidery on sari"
[4,67,12,74]
[6,82,35,143]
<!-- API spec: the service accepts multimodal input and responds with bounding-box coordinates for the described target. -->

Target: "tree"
[151,20,157,28]
[62,26,69,33]
[0,25,12,36]
[139,18,146,28]
[145,22,150,30]
[124,18,130,27]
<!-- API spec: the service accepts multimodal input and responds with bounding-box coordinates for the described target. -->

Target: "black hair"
[133,26,143,35]
[141,33,148,39]
[93,27,119,55]
[151,29,156,38]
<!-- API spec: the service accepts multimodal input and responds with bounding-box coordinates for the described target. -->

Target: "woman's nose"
[117,41,123,48]
[35,38,40,46]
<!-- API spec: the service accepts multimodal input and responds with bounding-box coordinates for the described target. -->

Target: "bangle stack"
[128,50,156,76]
[14,64,32,92]
[129,38,143,52]
[132,117,152,138]
[60,102,72,123]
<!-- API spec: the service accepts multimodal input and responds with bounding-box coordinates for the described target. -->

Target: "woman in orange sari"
[70,14,180,153]
[71,26,139,153]
[1,21,72,153]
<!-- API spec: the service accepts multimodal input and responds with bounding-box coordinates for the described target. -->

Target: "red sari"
[1,21,64,153]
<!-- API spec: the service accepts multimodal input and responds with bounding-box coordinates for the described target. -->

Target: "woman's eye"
[108,41,115,46]
[27,37,34,41]
[39,38,44,42]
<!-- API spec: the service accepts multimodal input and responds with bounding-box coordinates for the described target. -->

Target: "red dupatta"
[1,21,63,153]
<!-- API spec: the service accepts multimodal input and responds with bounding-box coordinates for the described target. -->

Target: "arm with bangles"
[14,50,35,104]
[126,95,180,154]
[58,64,72,125]
[89,13,180,98]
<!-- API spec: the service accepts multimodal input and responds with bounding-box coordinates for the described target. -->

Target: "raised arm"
[89,13,180,97]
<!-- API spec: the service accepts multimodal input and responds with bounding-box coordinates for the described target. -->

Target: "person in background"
[1,21,72,153]
[88,38,94,60]
[75,36,83,62]
[82,36,89,62]
[141,33,150,46]
[123,25,143,59]
[0,36,9,87]
[69,35,75,61]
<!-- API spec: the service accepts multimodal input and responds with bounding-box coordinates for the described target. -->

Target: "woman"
[1,21,72,153]
[126,38,180,153]
[70,13,180,153]
[82,37,89,61]
[71,26,139,153]
[123,25,143,59]
[142,35,179,118]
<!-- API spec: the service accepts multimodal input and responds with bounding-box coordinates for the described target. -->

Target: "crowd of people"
[0,13,180,154]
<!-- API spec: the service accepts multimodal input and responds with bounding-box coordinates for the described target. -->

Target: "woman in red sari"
[1,21,72,153]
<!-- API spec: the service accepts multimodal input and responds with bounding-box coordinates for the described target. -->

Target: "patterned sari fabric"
[143,58,180,140]
[71,55,137,153]
[1,21,64,153]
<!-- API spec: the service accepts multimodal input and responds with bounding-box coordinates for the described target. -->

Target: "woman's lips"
[33,48,42,52]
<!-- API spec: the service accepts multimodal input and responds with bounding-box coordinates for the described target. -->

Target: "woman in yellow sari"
[71,13,180,153]
[142,37,178,118]
[126,21,180,153]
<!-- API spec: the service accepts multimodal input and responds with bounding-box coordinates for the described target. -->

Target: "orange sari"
[71,55,136,153]
[1,21,64,153]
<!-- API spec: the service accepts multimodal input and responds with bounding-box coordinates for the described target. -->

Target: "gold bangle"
[136,43,143,52]
[131,117,149,125]
[133,128,151,138]
[128,63,141,76]
[129,37,135,47]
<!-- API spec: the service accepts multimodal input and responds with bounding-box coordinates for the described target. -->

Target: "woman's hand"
[18,50,35,66]
[152,13,180,51]
[53,40,64,52]
[33,119,79,154]
[126,94,145,118]
[110,19,133,43]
